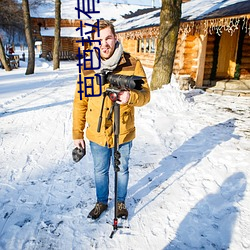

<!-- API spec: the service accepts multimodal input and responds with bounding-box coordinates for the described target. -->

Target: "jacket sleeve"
[128,59,150,107]
[72,72,88,140]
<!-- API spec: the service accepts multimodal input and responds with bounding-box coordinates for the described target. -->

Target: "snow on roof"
[182,0,250,21]
[114,9,160,33]
[40,26,91,38]
[30,1,151,21]
[115,0,250,33]
[35,41,42,45]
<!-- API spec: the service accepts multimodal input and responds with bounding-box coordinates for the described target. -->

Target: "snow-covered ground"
[0,49,250,250]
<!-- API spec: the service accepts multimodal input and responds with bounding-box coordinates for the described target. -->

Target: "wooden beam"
[195,33,207,87]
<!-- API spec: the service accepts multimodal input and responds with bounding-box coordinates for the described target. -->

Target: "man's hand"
[74,139,85,149]
[116,90,130,105]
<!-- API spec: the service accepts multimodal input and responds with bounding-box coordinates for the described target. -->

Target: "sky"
[0,48,249,250]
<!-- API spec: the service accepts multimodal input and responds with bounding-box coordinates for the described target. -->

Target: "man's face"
[94,27,117,60]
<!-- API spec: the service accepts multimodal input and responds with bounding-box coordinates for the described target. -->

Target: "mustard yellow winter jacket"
[72,52,150,148]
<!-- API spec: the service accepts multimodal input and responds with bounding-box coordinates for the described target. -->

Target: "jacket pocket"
[120,107,135,134]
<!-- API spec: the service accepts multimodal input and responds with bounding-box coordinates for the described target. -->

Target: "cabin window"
[146,38,150,53]
[137,38,145,53]
[137,39,141,53]
[137,38,156,54]
[150,38,155,53]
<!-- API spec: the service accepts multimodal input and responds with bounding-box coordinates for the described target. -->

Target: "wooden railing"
[46,51,75,61]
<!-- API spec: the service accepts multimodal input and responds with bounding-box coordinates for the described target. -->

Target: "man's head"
[92,20,117,60]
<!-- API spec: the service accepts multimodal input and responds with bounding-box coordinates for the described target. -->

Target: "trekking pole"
[110,101,121,238]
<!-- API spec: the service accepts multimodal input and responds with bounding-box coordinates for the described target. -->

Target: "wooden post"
[195,32,207,88]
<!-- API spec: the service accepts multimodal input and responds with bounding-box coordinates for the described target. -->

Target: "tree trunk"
[53,0,61,70]
[151,0,182,90]
[22,0,35,75]
[0,37,11,71]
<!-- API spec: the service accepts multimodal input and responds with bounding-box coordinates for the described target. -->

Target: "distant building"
[31,18,87,60]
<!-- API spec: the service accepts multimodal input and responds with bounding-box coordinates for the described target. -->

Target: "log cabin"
[31,18,91,60]
[30,0,250,95]
[115,0,250,94]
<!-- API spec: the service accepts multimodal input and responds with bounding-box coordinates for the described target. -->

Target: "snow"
[29,0,250,37]
[30,1,151,20]
[182,0,249,21]
[40,27,92,38]
[115,9,160,33]
[100,0,161,7]
[114,0,249,32]
[0,48,250,249]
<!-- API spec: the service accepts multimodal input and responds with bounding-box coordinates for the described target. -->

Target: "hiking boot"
[87,202,108,220]
[117,202,128,219]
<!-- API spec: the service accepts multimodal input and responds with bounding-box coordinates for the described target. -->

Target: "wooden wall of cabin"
[182,35,198,79]
[203,29,250,84]
[41,37,75,57]
[41,37,53,58]
[120,39,136,54]
[173,33,199,82]
[119,31,200,81]
[120,32,199,82]
[32,17,84,58]
[173,35,184,74]
[120,38,156,68]
[240,34,250,79]
[173,34,190,76]
[203,33,216,86]
[41,36,88,59]
[203,31,240,86]
[32,18,81,30]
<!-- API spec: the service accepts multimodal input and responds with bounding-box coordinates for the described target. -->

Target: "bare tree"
[151,0,182,90]
[0,37,11,71]
[0,0,23,71]
[22,0,35,75]
[53,0,61,70]
[0,0,24,35]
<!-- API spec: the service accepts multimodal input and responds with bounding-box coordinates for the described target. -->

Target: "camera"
[96,70,145,133]
[97,70,144,90]
[72,146,86,162]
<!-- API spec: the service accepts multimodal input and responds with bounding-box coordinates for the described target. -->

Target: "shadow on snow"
[0,100,72,117]
[164,172,247,249]
[128,118,239,213]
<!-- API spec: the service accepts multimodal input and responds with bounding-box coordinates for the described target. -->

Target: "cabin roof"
[40,27,91,38]
[30,1,151,21]
[115,0,250,33]
[182,0,250,21]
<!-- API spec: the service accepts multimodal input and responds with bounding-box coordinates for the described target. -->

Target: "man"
[8,46,14,54]
[72,20,150,220]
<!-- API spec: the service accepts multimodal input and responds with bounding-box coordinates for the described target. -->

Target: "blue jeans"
[90,141,132,205]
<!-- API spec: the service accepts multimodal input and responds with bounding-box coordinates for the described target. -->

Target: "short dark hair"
[91,20,116,39]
